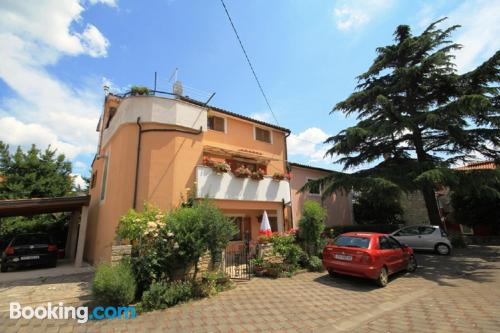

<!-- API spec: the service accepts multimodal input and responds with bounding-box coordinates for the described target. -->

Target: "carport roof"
[0,196,90,217]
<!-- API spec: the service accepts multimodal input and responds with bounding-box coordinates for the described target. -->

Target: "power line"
[219,0,280,126]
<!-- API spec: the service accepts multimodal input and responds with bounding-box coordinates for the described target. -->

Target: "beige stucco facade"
[290,163,353,228]
[86,94,291,263]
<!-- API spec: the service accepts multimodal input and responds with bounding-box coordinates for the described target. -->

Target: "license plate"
[20,255,39,260]
[334,254,352,261]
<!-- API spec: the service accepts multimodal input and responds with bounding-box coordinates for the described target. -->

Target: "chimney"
[173,80,183,97]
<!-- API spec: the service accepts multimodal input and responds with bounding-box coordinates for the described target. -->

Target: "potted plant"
[203,156,214,167]
[272,172,290,181]
[250,169,265,180]
[234,165,252,178]
[251,257,266,277]
[212,162,230,174]
[130,86,150,96]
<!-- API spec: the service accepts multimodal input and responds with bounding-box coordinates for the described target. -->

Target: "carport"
[0,196,90,267]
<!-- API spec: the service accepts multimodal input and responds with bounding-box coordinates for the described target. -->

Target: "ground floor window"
[230,217,243,241]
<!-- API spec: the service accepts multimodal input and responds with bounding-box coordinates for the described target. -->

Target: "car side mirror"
[401,243,409,248]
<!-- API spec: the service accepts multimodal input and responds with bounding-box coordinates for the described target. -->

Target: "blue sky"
[0,0,498,186]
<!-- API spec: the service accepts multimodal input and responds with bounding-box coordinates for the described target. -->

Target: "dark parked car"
[1,233,58,272]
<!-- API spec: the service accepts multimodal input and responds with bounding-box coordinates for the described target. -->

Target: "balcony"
[196,166,291,202]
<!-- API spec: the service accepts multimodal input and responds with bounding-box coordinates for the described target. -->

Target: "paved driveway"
[1,246,499,332]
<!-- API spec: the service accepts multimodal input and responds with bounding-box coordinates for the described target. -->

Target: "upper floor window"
[90,171,98,189]
[307,178,321,195]
[100,153,110,202]
[208,116,225,132]
[255,127,272,143]
[105,107,117,129]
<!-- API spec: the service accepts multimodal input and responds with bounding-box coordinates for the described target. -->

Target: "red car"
[322,232,417,287]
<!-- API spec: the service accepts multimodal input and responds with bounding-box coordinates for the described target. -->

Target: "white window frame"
[254,126,273,144]
[306,178,322,196]
[100,150,110,204]
[207,114,227,133]
[459,224,474,235]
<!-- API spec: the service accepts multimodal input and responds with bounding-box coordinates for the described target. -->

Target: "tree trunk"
[421,184,442,226]
[412,128,442,226]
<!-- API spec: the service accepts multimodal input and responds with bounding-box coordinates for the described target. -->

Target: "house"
[289,162,353,228]
[439,160,499,237]
[85,88,292,263]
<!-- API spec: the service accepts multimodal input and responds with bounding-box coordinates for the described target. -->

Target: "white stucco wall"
[196,166,291,203]
[102,96,207,146]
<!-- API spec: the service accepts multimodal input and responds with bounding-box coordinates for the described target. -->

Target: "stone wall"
[110,245,132,265]
[400,191,429,225]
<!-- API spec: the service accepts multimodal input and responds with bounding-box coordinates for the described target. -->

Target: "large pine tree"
[310,19,499,225]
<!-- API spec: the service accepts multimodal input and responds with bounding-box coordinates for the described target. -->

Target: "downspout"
[284,131,292,230]
[133,117,142,210]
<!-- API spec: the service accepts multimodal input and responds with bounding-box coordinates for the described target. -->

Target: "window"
[105,107,117,129]
[379,236,392,250]
[268,216,278,232]
[230,217,243,241]
[255,127,271,143]
[307,179,321,195]
[208,116,225,132]
[387,236,402,249]
[395,226,419,236]
[333,236,371,248]
[90,171,98,189]
[100,154,109,201]
[418,226,436,235]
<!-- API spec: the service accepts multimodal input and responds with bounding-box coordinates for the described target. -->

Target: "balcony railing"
[196,166,290,202]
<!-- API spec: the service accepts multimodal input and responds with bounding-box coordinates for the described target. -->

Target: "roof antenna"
[168,68,178,83]
[154,71,157,92]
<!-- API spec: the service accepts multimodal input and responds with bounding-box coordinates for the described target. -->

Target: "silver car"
[391,225,452,255]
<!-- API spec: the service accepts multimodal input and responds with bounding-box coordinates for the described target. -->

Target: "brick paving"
[1,246,499,332]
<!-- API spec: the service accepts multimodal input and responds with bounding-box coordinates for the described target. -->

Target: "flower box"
[234,166,252,178]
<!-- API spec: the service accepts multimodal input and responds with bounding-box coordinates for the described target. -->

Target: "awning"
[0,196,90,218]
[203,145,280,164]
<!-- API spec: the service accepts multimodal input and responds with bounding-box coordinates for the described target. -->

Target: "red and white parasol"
[259,210,272,237]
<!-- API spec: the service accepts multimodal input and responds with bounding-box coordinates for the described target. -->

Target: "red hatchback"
[322,232,417,287]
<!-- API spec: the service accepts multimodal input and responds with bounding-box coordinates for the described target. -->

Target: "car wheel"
[49,259,57,268]
[376,267,388,287]
[435,243,451,255]
[328,270,335,278]
[0,264,7,273]
[406,255,417,272]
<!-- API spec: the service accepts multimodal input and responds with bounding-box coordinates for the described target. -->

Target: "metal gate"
[224,246,253,280]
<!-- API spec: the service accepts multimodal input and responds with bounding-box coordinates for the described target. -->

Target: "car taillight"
[5,246,14,255]
[48,244,58,252]
[361,253,373,264]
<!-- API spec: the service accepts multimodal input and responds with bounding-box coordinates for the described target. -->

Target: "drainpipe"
[284,131,293,229]
[133,117,142,210]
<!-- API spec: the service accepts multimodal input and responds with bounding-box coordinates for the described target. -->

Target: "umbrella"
[259,210,272,237]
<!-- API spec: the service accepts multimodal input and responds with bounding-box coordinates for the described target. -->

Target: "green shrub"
[269,234,305,268]
[307,256,324,272]
[451,235,467,248]
[140,281,193,311]
[92,263,136,307]
[299,201,326,257]
[130,86,150,95]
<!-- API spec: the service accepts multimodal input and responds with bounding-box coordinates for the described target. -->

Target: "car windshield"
[13,234,50,246]
[333,236,371,248]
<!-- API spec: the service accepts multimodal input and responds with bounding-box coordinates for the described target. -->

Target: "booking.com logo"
[10,302,136,323]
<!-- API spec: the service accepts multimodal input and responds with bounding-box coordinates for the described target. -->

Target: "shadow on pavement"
[409,246,499,286]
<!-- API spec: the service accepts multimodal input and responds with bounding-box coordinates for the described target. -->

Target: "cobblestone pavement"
[1,246,499,332]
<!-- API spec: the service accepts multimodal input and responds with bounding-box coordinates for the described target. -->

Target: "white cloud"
[88,0,118,8]
[250,112,272,123]
[415,0,500,73]
[0,0,109,165]
[287,128,332,163]
[0,117,92,159]
[446,0,500,73]
[71,173,86,189]
[333,0,395,31]
[78,24,110,57]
